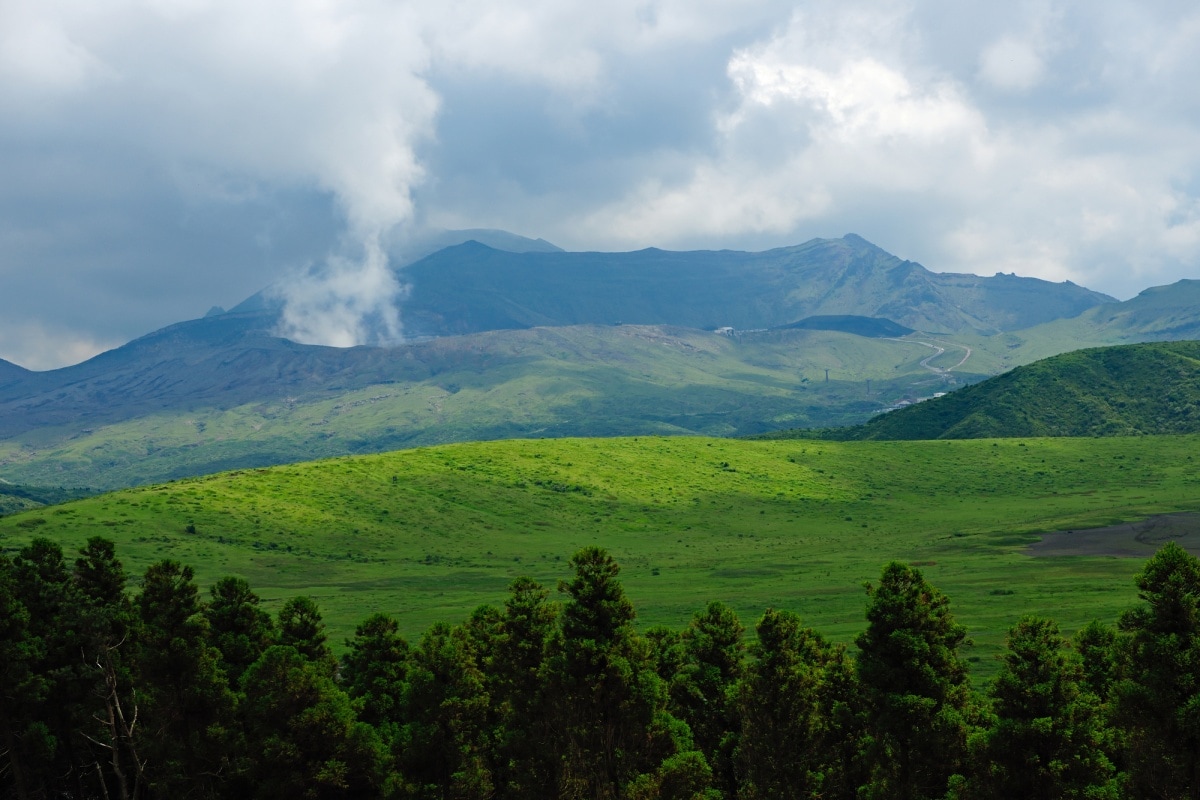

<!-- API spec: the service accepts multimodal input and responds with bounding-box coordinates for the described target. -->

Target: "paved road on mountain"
[888,338,973,375]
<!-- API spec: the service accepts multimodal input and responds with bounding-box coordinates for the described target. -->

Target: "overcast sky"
[3,0,1199,368]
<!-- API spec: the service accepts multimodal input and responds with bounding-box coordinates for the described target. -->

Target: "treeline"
[2,539,1199,800]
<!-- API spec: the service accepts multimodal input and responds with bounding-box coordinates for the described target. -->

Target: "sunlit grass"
[3,434,1196,678]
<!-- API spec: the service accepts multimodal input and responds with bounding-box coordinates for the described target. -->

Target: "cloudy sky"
[2,0,1199,368]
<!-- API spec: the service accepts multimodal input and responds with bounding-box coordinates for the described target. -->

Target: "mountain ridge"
[394,235,1113,338]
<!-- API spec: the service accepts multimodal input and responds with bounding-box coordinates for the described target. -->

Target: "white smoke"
[0,0,439,348]
[274,234,405,347]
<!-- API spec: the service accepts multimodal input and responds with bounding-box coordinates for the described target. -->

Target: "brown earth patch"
[1027,513,1200,558]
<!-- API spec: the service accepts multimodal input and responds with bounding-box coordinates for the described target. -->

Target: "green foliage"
[736,608,859,799]
[137,559,238,798]
[672,601,745,796]
[857,562,976,800]
[969,616,1116,800]
[7,536,1200,799]
[548,547,681,798]
[278,595,335,673]
[206,576,276,687]
[489,577,560,798]
[241,645,390,800]
[340,613,409,732]
[399,622,493,798]
[1111,542,1200,797]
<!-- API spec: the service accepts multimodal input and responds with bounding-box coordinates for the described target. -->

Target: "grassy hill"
[833,341,1200,440]
[3,434,1198,673]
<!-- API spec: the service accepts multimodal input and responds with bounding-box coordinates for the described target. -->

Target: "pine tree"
[399,621,494,798]
[9,538,96,798]
[856,561,975,800]
[74,537,144,800]
[341,612,409,733]
[736,608,858,799]
[547,547,693,798]
[488,577,560,799]
[136,559,237,798]
[1111,541,1200,798]
[205,576,276,688]
[278,595,336,674]
[242,644,391,799]
[673,601,745,797]
[972,616,1116,800]
[0,552,41,800]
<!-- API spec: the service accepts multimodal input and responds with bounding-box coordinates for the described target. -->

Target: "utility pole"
[825,369,829,383]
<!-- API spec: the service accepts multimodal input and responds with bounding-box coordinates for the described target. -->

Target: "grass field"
[3,434,1197,678]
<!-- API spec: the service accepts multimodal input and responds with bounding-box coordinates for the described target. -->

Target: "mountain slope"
[995,280,1200,363]
[843,341,1200,439]
[0,325,989,488]
[0,358,30,385]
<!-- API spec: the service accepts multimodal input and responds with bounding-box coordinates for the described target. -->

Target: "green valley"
[3,434,1198,673]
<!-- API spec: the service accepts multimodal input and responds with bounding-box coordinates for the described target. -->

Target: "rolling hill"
[3,434,1198,670]
[834,341,1200,440]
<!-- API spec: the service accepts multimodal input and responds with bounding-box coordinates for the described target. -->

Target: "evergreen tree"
[279,595,336,673]
[242,644,392,800]
[547,547,695,798]
[136,559,238,799]
[341,612,409,733]
[673,601,745,797]
[1111,541,1200,798]
[1073,621,1117,703]
[0,552,42,800]
[9,538,96,798]
[970,616,1116,800]
[74,537,144,800]
[856,561,975,800]
[206,576,276,687]
[736,608,858,799]
[488,577,560,798]
[400,621,494,798]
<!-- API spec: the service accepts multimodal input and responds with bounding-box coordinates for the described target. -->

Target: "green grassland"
[0,325,1001,490]
[3,434,1198,677]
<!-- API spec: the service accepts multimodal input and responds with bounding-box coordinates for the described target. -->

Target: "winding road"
[887,337,973,375]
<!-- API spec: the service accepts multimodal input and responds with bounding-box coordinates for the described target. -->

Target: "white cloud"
[0,322,118,372]
[978,37,1044,92]
[574,1,1200,300]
